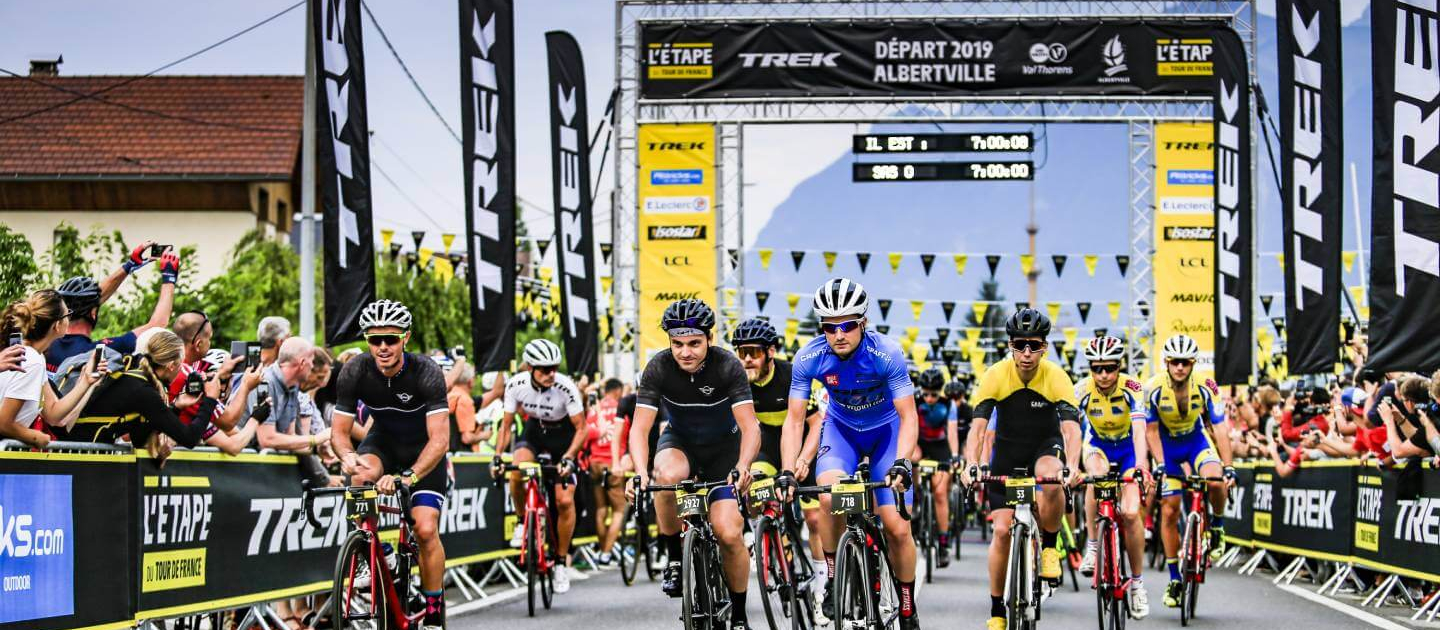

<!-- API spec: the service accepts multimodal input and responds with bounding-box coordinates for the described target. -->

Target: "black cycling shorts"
[986,435,1065,510]
[357,433,450,509]
[756,423,815,486]
[516,418,577,460]
[918,439,953,464]
[657,430,739,501]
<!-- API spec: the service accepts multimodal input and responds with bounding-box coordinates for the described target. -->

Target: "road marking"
[448,587,525,616]
[1276,584,1414,630]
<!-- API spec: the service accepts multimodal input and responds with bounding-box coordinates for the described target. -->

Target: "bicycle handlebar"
[493,462,573,487]
[644,479,732,493]
[794,481,912,521]
[302,479,413,529]
[973,474,1067,486]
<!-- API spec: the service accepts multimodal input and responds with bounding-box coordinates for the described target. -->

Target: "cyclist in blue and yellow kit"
[778,278,921,630]
[1146,334,1235,609]
[1075,336,1151,619]
[913,367,957,568]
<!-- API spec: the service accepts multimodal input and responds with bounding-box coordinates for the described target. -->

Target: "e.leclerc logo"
[1,474,74,623]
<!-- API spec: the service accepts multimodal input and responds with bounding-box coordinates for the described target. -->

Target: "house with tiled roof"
[0,62,302,284]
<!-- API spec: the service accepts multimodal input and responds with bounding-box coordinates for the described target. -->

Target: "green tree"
[0,225,39,304]
[187,230,301,346]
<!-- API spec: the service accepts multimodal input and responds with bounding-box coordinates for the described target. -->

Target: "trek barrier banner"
[316,0,376,346]
[0,449,136,630]
[1368,0,1440,374]
[1277,0,1343,375]
[640,20,1235,100]
[547,30,600,374]
[1350,462,1440,582]
[1255,462,1354,561]
[1152,122,1218,381]
[1222,464,1254,545]
[460,0,518,371]
[1210,28,1253,385]
[636,124,718,356]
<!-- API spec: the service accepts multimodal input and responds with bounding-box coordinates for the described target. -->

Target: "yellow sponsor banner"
[1253,510,1272,537]
[1354,522,1380,552]
[638,124,718,356]
[142,548,207,592]
[1152,122,1216,380]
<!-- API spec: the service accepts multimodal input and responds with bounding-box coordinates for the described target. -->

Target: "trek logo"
[1280,488,1334,529]
[1224,486,1246,520]
[319,0,362,268]
[552,59,593,338]
[1392,497,1440,545]
[1384,0,1440,298]
[248,495,354,555]
[1286,3,1328,308]
[739,52,840,68]
[465,6,506,307]
[648,225,707,240]
[647,141,707,152]
[1164,226,1215,241]
[1162,141,1215,151]
[1216,75,1245,341]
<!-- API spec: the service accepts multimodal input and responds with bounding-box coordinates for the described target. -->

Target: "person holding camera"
[0,290,114,448]
[1379,376,1439,461]
[46,242,180,371]
[1279,386,1332,446]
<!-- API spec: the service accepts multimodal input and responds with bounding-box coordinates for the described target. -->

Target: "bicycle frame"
[305,484,424,630]
[1086,474,1139,602]
[1178,477,1216,584]
[977,474,1064,630]
[796,465,910,630]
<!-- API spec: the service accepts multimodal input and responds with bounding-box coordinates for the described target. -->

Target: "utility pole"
[1026,179,1039,306]
[298,0,318,341]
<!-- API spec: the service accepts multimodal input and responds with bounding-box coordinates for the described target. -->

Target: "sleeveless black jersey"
[334,352,448,445]
[636,346,753,444]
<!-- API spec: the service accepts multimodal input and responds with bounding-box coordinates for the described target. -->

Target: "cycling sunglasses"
[1167,358,1195,367]
[533,365,557,375]
[1010,339,1046,354]
[820,318,864,334]
[735,345,768,359]
[364,333,404,347]
[1090,363,1121,374]
[180,310,211,343]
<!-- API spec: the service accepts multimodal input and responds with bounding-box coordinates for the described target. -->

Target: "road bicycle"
[614,470,662,586]
[1172,475,1225,626]
[910,459,946,582]
[975,472,1065,630]
[796,463,910,630]
[1081,471,1141,630]
[1055,504,1084,592]
[645,479,735,630]
[494,455,569,617]
[748,472,817,630]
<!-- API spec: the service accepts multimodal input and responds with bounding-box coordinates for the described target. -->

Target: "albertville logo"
[1216,77,1244,339]
[648,225,706,240]
[1388,0,1440,297]
[320,0,361,267]
[1287,5,1326,309]
[467,9,504,308]
[739,52,840,68]
[554,78,591,337]
[1101,35,1128,78]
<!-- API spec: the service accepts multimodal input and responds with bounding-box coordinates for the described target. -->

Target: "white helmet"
[522,338,563,367]
[1082,336,1125,363]
[1162,334,1200,361]
[358,299,412,331]
[812,278,868,318]
[202,348,231,367]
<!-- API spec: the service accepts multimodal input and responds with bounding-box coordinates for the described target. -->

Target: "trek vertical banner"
[1278,0,1343,375]
[1369,0,1440,373]
[547,31,599,374]
[636,124,717,356]
[316,0,376,345]
[1152,122,1217,381]
[460,0,517,371]
[1212,29,1253,385]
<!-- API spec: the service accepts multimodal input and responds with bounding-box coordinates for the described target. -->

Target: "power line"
[360,0,462,144]
[371,132,463,210]
[0,0,304,127]
[371,155,452,233]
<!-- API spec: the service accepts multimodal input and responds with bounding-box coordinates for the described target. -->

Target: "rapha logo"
[396,392,413,403]
[698,385,715,395]
[1099,35,1131,84]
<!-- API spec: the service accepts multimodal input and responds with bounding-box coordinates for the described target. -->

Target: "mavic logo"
[739,52,840,68]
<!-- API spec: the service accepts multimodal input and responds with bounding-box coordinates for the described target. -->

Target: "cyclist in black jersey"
[627,299,760,630]
[329,300,450,627]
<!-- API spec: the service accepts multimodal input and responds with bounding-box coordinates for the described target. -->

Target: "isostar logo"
[646,42,714,79]
[1023,42,1072,76]
[319,0,361,267]
[1287,3,1327,309]
[739,51,840,68]
[553,68,592,338]
[466,8,504,307]
[1156,38,1214,76]
[1388,0,1440,297]
[643,196,710,214]
[1164,226,1215,241]
[1098,35,1130,84]
[1216,77,1244,340]
[647,225,706,240]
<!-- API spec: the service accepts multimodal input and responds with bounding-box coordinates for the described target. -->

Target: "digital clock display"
[852,161,1034,182]
[852,133,1034,153]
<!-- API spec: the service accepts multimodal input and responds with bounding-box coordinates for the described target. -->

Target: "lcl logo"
[664,256,691,266]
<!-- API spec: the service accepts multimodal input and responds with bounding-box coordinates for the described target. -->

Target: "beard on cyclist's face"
[821,316,864,357]
[737,345,773,382]
[531,365,557,388]
[670,333,710,373]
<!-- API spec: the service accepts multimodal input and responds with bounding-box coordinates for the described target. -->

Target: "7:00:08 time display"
[852,161,1033,182]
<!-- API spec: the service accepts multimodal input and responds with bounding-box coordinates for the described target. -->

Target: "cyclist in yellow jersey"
[1145,334,1235,609]
[1074,336,1151,619]
[960,309,1082,630]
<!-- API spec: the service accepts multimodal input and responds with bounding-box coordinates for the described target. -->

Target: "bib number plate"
[346,488,379,520]
[918,459,940,475]
[1094,480,1119,502]
[677,490,707,518]
[1004,477,1036,507]
[749,477,777,511]
[830,482,871,515]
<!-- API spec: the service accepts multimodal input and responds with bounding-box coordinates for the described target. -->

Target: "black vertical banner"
[461,0,517,371]
[1369,0,1440,373]
[1278,0,1343,375]
[316,0,376,345]
[547,31,599,374]
[1213,29,1253,385]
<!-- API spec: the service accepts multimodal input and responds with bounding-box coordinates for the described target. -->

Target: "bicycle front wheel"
[526,517,539,617]
[682,528,716,630]
[755,516,790,630]
[834,531,875,630]
[332,530,386,630]
[618,503,640,585]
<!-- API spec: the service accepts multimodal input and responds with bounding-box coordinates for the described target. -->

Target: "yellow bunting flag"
[1276,252,1285,270]
[1083,254,1099,277]
[601,276,613,296]
[441,233,456,254]
[1107,301,1121,323]
[759,248,774,270]
[418,247,434,270]
[972,302,989,323]
[1359,305,1370,321]
[785,318,800,341]
[965,328,981,344]
[911,300,925,321]
[380,229,395,251]
[539,266,554,284]
[723,287,737,308]
[954,254,969,276]
[900,336,913,356]
[1019,254,1035,276]
[1063,327,1078,348]
[904,326,920,343]
[823,251,837,272]
[1342,251,1356,274]
[1348,285,1365,306]
[910,341,929,364]
[1046,301,1061,323]
[434,257,454,284]
[889,252,904,274]
[787,293,801,315]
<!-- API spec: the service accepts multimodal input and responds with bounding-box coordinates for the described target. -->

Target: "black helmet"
[916,367,945,391]
[1005,308,1051,338]
[57,276,101,316]
[661,298,715,335]
[943,380,967,398]
[730,317,780,348]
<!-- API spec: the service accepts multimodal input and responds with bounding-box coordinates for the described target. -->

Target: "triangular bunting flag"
[1076,302,1092,324]
[986,254,1002,276]
[1015,301,1031,313]
[904,326,920,343]
[823,251,837,272]
[1083,254,1099,276]
[405,251,419,272]
[1107,301,1121,323]
[928,337,942,356]
[538,266,554,284]
[1276,252,1285,270]
[755,291,771,311]
[1019,254,1035,276]
[856,252,872,273]
[910,300,925,321]
[441,233,456,253]
[876,324,891,335]
[381,229,395,251]
[600,242,614,264]
[965,328,981,344]
[785,318,801,342]
[759,248,774,270]
[1046,301,1061,323]
[920,254,936,275]
[1052,255,1068,277]
[787,293,801,315]
[1063,327,1078,348]
[878,299,893,321]
[1138,301,1150,318]
[940,301,957,323]
[936,327,950,346]
[601,276,613,296]
[418,247,434,270]
[727,248,739,269]
[389,242,403,262]
[1115,255,1131,277]
[972,302,989,324]
[1342,251,1356,274]
[411,230,425,251]
[1260,294,1274,315]
[1093,327,1109,339]
[953,254,968,276]
[791,250,806,271]
[536,239,551,258]
[1271,317,1286,334]
[889,252,904,274]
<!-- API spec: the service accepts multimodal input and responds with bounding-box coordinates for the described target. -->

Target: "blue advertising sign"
[1166,169,1214,185]
[650,169,704,185]
[0,474,74,623]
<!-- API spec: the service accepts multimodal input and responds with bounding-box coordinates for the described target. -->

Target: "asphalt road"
[449,532,1433,630]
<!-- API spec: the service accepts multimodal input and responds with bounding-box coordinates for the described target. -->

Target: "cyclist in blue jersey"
[778,278,921,630]
[913,367,958,568]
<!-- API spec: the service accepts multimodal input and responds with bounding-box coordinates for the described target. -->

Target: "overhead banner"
[1152,122,1217,381]
[316,0,376,345]
[1212,29,1253,385]
[461,0,518,371]
[641,20,1233,99]
[1278,0,1343,375]
[547,31,600,374]
[637,124,718,356]
[1369,0,1440,373]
